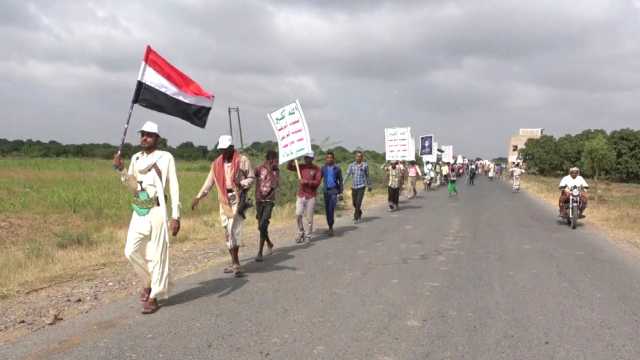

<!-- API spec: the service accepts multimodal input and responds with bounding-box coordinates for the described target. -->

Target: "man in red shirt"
[254,150,279,262]
[288,152,322,243]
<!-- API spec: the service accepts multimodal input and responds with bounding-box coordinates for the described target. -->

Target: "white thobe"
[121,150,180,300]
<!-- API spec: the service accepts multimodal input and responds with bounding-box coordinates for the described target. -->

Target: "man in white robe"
[113,121,181,314]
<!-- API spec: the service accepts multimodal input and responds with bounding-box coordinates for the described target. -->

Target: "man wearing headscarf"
[558,167,589,218]
[192,135,254,276]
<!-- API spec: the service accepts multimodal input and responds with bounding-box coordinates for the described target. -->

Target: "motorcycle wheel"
[571,205,579,229]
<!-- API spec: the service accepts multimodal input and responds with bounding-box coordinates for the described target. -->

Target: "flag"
[133,46,213,128]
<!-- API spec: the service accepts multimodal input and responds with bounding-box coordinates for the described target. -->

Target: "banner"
[442,145,454,163]
[385,127,413,161]
[267,100,312,164]
[419,135,434,156]
[422,139,437,163]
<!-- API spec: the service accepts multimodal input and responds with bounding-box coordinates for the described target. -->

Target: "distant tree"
[520,135,562,176]
[582,134,615,202]
[608,128,640,183]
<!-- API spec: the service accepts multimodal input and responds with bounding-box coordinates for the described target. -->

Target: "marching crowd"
[113,122,376,314]
[112,121,588,314]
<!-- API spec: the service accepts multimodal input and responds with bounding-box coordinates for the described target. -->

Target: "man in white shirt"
[113,121,181,314]
[558,167,589,218]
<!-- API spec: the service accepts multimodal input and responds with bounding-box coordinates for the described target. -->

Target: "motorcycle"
[562,186,583,229]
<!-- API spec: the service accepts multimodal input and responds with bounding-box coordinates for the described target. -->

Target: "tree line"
[0,138,386,165]
[520,128,640,183]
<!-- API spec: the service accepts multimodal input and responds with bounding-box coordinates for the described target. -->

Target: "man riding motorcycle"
[558,167,589,218]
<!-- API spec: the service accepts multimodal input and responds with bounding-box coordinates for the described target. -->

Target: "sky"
[2,0,640,158]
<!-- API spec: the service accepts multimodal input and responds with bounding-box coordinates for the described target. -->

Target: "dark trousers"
[256,201,275,241]
[324,189,339,228]
[351,187,366,220]
[388,186,400,206]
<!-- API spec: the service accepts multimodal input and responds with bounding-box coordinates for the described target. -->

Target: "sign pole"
[294,159,302,180]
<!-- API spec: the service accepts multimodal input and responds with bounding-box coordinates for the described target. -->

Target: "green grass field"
[0,157,386,298]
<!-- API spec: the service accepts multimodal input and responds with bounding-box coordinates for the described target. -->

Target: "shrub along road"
[3,178,640,359]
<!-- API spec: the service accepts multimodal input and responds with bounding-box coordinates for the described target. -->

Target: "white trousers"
[125,207,169,300]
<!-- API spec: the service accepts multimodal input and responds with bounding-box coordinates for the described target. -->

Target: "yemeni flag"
[133,46,213,128]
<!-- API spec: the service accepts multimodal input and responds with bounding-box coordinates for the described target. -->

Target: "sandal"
[142,298,160,314]
[140,287,151,303]
[223,266,234,274]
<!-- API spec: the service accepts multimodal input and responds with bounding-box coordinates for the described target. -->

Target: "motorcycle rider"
[510,163,525,190]
[558,167,589,218]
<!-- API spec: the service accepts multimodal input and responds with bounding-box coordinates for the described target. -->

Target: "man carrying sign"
[288,153,322,243]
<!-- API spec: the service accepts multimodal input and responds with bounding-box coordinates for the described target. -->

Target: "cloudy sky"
[2,0,640,158]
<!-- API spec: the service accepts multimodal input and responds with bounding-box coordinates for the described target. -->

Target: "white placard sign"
[385,127,413,161]
[267,100,313,164]
[442,145,454,163]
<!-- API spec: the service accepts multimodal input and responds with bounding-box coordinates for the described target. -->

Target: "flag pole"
[114,57,148,169]
[116,102,135,154]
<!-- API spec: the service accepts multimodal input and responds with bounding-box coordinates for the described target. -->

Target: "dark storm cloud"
[2,0,640,157]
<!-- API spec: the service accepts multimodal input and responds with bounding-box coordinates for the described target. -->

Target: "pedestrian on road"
[112,121,181,314]
[253,150,279,262]
[192,135,255,277]
[345,151,372,224]
[321,152,343,236]
[447,164,458,196]
[407,160,422,199]
[468,163,476,185]
[441,162,450,184]
[383,161,401,211]
[288,153,322,243]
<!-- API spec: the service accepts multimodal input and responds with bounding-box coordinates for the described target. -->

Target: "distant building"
[508,128,543,165]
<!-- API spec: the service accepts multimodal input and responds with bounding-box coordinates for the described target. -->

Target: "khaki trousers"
[220,193,243,249]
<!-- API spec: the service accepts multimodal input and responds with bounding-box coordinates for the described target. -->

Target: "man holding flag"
[112,45,213,313]
[113,121,181,314]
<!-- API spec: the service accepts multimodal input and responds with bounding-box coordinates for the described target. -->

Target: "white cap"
[217,135,233,149]
[139,121,159,135]
[305,151,315,158]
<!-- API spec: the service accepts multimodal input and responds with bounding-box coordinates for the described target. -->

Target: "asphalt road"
[4,177,640,359]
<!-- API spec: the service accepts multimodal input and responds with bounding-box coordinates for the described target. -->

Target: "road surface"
[3,177,640,359]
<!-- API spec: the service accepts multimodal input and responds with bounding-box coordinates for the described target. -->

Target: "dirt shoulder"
[0,192,388,344]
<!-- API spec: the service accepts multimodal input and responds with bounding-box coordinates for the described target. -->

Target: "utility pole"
[227,106,244,149]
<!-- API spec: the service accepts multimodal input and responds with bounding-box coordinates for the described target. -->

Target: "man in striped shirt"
[345,151,372,224]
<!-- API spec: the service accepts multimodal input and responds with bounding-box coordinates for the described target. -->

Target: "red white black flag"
[133,46,214,128]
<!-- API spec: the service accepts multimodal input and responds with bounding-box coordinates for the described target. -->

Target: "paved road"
[4,177,640,359]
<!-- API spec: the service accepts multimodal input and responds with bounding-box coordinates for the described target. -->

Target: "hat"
[139,121,159,135]
[217,135,233,149]
[570,167,580,173]
[304,151,315,159]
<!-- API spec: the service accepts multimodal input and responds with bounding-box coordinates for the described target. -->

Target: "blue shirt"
[323,165,338,189]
